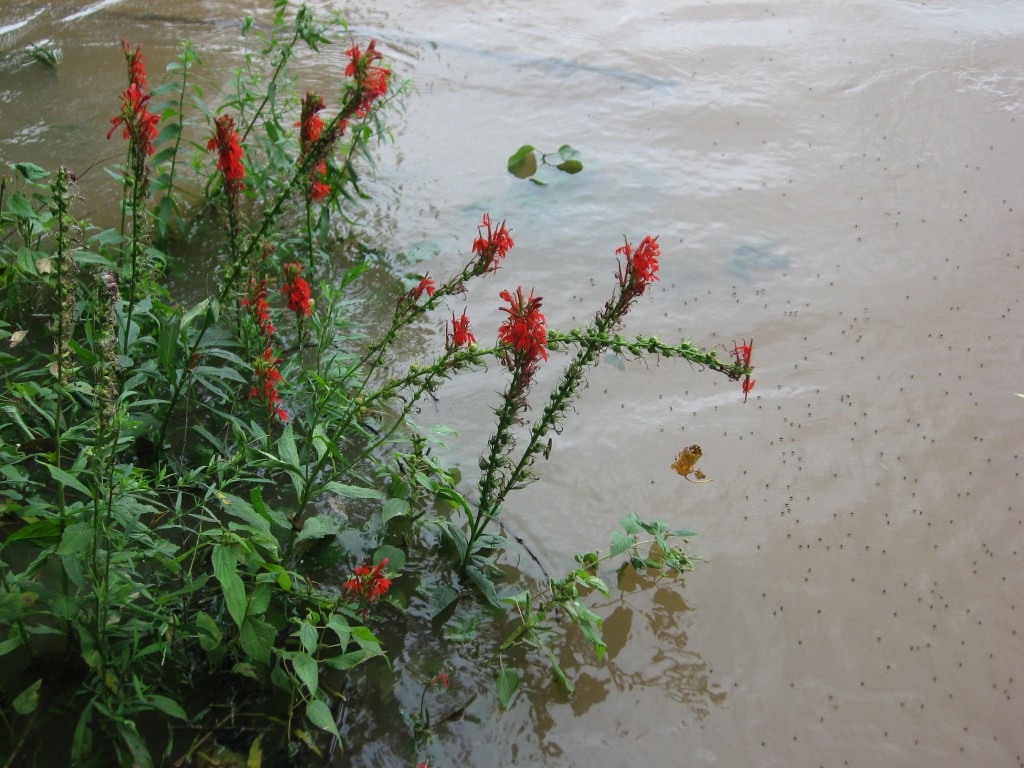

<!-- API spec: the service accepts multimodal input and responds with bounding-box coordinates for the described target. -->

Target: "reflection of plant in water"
[0,2,755,764]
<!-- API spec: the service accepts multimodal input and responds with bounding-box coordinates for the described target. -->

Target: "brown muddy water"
[2,0,1023,766]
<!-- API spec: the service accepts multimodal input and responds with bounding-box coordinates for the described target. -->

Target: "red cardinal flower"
[448,310,476,348]
[345,39,391,116]
[343,559,392,614]
[249,347,287,422]
[207,114,246,195]
[498,286,548,364]
[281,262,312,317]
[472,213,514,274]
[615,235,661,298]
[732,338,755,402]
[411,273,436,301]
[108,82,160,157]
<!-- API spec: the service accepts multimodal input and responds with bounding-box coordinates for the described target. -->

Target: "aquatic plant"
[0,3,754,765]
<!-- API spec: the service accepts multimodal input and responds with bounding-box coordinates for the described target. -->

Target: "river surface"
[2,1,1023,766]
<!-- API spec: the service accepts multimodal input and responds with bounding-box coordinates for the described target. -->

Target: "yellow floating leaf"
[672,445,711,483]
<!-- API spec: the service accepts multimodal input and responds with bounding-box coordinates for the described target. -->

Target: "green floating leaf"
[428,584,460,619]
[557,144,580,161]
[507,144,538,178]
[556,159,583,174]
[496,668,520,711]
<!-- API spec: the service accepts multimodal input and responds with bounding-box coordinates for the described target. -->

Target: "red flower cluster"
[345,39,391,116]
[121,38,148,89]
[615,235,661,298]
[240,277,275,339]
[411,273,436,301]
[207,114,246,195]
[732,338,755,402]
[108,40,159,158]
[472,213,515,274]
[296,91,331,202]
[343,559,392,610]
[498,286,548,368]
[431,672,450,688]
[448,310,476,348]
[281,262,312,317]
[249,347,287,422]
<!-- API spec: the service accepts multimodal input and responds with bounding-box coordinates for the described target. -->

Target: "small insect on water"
[672,444,711,482]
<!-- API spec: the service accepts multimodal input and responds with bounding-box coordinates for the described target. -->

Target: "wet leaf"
[374,545,405,572]
[428,584,460,619]
[507,144,537,178]
[496,668,520,710]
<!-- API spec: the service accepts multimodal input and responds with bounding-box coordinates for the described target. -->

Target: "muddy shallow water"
[2,0,1023,766]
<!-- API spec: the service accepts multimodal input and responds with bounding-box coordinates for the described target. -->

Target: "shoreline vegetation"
[0,3,753,765]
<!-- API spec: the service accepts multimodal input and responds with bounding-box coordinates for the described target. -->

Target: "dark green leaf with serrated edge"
[428,584,460,619]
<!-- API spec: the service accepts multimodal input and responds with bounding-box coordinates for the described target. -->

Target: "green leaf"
[247,736,264,768]
[239,616,275,665]
[322,482,386,500]
[620,511,643,535]
[117,721,154,768]
[557,144,580,161]
[381,498,410,524]
[496,668,520,711]
[373,545,405,573]
[465,566,500,608]
[13,679,41,714]
[212,546,247,629]
[556,159,584,174]
[12,162,49,182]
[7,192,36,220]
[507,144,537,178]
[292,651,319,696]
[299,622,318,655]
[547,652,574,697]
[276,424,304,497]
[428,584,460,619]
[295,513,344,545]
[195,611,222,652]
[443,616,479,643]
[41,462,91,497]
[610,531,633,557]
[305,699,339,738]
[147,695,188,720]
[0,636,23,656]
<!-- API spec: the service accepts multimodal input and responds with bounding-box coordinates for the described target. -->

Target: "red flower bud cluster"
[207,114,246,196]
[472,214,514,274]
[296,91,331,202]
[249,347,287,422]
[345,39,391,117]
[281,262,312,318]
[240,277,275,339]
